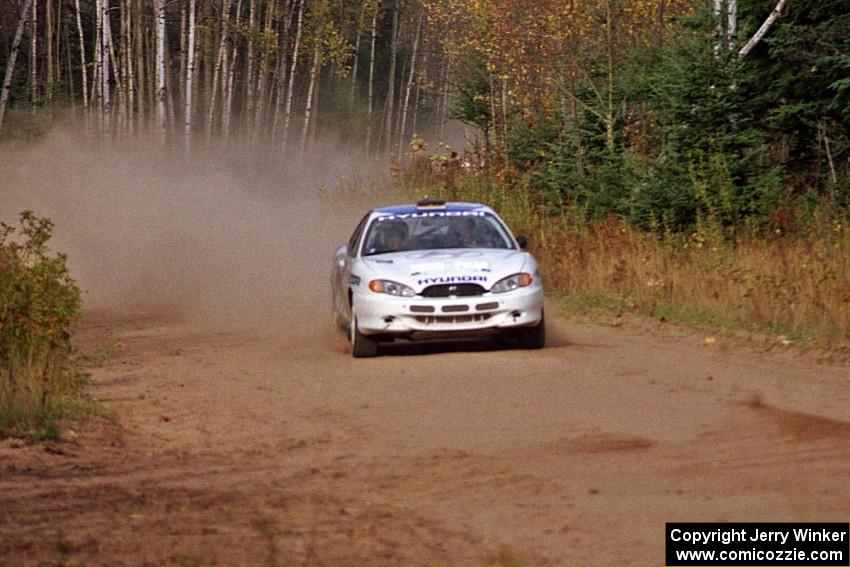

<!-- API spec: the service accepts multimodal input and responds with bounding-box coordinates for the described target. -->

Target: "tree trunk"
[271,0,292,142]
[64,10,74,104]
[309,65,319,145]
[244,0,257,133]
[102,0,112,130]
[501,76,508,152]
[203,14,212,126]
[253,0,274,141]
[738,0,787,57]
[164,23,176,129]
[604,0,615,152]
[299,43,319,158]
[206,0,232,141]
[106,4,123,129]
[411,52,423,139]
[394,52,408,143]
[184,0,196,152]
[156,0,166,142]
[713,0,722,54]
[134,0,144,127]
[126,0,136,132]
[223,0,243,142]
[365,3,377,154]
[30,0,37,111]
[73,0,88,109]
[146,7,154,115]
[119,0,129,131]
[727,0,737,48]
[56,0,62,101]
[0,0,35,130]
[93,0,101,111]
[350,2,364,105]
[439,58,449,142]
[398,14,421,157]
[46,0,54,102]
[383,0,399,154]
[281,0,303,153]
[178,1,186,105]
[488,70,497,153]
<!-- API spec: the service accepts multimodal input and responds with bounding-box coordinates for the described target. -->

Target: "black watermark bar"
[666,523,849,566]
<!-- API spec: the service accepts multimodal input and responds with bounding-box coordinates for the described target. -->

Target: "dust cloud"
[0,128,389,344]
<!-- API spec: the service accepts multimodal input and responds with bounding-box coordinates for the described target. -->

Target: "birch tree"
[252,0,275,140]
[398,14,422,157]
[0,0,35,130]
[300,43,319,157]
[46,0,54,102]
[184,0,196,151]
[365,2,377,154]
[206,0,233,141]
[156,0,166,141]
[101,0,112,129]
[271,0,293,141]
[244,0,257,130]
[383,0,400,154]
[281,0,304,153]
[738,0,789,57]
[223,0,244,141]
[30,0,37,110]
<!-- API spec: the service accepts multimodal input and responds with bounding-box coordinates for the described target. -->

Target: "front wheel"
[515,312,546,349]
[350,308,378,358]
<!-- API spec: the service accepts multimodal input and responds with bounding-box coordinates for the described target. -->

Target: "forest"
[0,0,448,156]
[1,0,848,220]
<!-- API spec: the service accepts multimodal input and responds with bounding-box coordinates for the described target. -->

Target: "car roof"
[371,202,490,216]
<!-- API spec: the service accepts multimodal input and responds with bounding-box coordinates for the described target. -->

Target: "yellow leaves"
[425,0,691,111]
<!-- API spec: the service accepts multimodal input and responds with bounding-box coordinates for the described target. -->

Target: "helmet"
[379,220,408,240]
[375,219,409,251]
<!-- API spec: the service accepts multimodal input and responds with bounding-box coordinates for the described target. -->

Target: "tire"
[350,308,379,358]
[516,312,546,349]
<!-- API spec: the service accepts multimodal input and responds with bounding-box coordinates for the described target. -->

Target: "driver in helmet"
[377,220,409,253]
[449,216,481,248]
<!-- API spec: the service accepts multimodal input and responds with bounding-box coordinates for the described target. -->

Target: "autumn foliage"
[0,212,84,435]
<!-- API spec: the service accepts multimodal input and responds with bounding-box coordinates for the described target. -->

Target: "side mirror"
[335,245,348,266]
[516,235,528,249]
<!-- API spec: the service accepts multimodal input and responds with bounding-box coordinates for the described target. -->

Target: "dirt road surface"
[1,308,848,566]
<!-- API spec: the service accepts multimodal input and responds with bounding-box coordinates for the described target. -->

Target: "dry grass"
[401,172,850,340]
[538,216,850,339]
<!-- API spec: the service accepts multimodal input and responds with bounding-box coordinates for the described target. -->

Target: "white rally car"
[331,199,545,357]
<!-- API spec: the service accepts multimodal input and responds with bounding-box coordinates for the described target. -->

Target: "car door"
[333,213,370,320]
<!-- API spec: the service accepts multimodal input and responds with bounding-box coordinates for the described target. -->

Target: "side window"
[347,214,370,257]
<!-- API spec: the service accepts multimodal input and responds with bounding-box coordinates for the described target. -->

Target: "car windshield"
[362,211,515,256]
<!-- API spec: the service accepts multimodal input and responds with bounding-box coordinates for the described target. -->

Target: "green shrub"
[0,211,84,435]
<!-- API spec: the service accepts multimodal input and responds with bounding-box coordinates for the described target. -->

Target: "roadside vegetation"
[400,168,850,341]
[0,211,87,438]
[392,0,850,344]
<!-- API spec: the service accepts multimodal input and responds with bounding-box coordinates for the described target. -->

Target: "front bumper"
[353,286,544,336]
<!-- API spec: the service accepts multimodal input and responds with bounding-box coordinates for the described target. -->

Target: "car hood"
[359,249,530,292]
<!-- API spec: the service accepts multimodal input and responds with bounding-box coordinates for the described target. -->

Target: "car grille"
[415,314,492,324]
[420,284,485,297]
[409,302,498,314]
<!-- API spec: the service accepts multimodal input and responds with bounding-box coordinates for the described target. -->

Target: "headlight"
[490,273,533,293]
[368,279,415,297]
